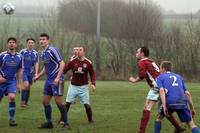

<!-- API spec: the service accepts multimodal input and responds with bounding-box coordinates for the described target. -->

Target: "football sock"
[25,90,30,104]
[84,104,93,122]
[21,89,26,102]
[44,105,52,123]
[192,127,200,133]
[65,102,71,112]
[154,121,161,133]
[9,102,16,121]
[57,104,68,124]
[138,110,151,133]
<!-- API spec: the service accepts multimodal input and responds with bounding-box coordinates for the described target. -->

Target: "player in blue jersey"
[34,33,70,129]
[20,38,39,107]
[154,61,200,133]
[0,37,22,126]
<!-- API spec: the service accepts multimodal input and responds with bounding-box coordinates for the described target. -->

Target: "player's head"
[39,33,49,48]
[73,46,79,56]
[7,37,17,51]
[78,45,86,58]
[136,46,149,59]
[26,38,35,50]
[160,61,172,73]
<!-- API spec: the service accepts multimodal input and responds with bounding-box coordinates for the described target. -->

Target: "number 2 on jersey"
[170,76,179,86]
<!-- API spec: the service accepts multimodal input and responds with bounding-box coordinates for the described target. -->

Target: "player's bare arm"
[54,60,65,86]
[129,76,141,83]
[34,67,45,81]
[17,68,22,94]
[34,62,39,77]
[0,74,6,83]
[185,90,196,118]
[159,88,169,117]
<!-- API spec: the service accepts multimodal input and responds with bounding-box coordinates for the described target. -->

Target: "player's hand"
[0,75,6,84]
[191,109,196,119]
[163,106,169,117]
[33,74,39,82]
[17,83,22,94]
[90,84,96,92]
[53,78,59,86]
[129,77,137,83]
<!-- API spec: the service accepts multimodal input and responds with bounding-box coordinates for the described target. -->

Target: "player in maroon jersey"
[129,46,184,133]
[63,46,96,124]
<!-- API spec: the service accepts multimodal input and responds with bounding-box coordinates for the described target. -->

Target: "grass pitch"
[0,81,199,133]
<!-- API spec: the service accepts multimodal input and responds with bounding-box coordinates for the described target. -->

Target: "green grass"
[0,81,199,133]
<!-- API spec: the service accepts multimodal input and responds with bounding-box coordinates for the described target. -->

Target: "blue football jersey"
[41,45,64,80]
[20,48,39,75]
[0,51,22,80]
[156,72,188,109]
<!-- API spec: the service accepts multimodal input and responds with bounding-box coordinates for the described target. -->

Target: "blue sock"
[25,90,30,104]
[9,102,16,121]
[21,89,26,102]
[192,127,200,133]
[44,105,52,123]
[154,121,161,133]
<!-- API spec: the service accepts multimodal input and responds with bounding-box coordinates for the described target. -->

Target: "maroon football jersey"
[138,58,160,87]
[63,57,96,86]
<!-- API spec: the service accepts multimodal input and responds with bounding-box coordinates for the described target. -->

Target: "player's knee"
[84,104,91,109]
[9,95,15,102]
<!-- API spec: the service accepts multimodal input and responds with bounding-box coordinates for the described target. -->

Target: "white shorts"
[146,88,159,101]
[66,84,90,104]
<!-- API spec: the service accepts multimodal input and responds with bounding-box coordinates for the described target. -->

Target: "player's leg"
[53,82,70,129]
[21,73,30,107]
[7,81,18,126]
[38,81,53,129]
[25,75,33,105]
[154,105,165,133]
[8,93,17,126]
[177,108,200,133]
[138,89,158,133]
[65,84,78,111]
[79,85,93,123]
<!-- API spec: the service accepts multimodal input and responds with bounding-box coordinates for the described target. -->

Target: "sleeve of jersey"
[35,53,39,63]
[51,47,63,62]
[89,63,96,86]
[182,79,187,92]
[63,61,71,74]
[18,56,23,69]
[156,76,163,90]
[138,62,146,80]
[0,54,2,66]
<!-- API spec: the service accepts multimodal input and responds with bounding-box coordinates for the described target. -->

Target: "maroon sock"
[166,115,181,129]
[138,110,151,133]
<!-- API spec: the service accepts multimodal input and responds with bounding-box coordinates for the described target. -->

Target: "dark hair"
[7,37,17,43]
[160,61,172,71]
[26,38,35,42]
[79,45,86,52]
[40,33,49,40]
[140,46,149,57]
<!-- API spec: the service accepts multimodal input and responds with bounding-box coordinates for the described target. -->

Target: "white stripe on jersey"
[146,71,158,88]
[49,46,61,61]
[84,57,92,64]
[47,51,59,75]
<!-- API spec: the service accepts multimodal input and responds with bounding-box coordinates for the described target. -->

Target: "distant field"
[0,81,199,133]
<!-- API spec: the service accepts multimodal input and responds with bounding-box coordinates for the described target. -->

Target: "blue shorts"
[43,79,64,96]
[0,80,17,98]
[23,73,33,85]
[159,107,192,122]
[66,84,90,104]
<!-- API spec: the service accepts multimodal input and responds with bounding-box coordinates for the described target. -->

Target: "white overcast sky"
[152,0,200,13]
[0,0,199,13]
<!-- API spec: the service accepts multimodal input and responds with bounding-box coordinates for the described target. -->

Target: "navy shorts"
[23,73,33,85]
[0,80,17,98]
[159,106,192,122]
[43,79,64,96]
